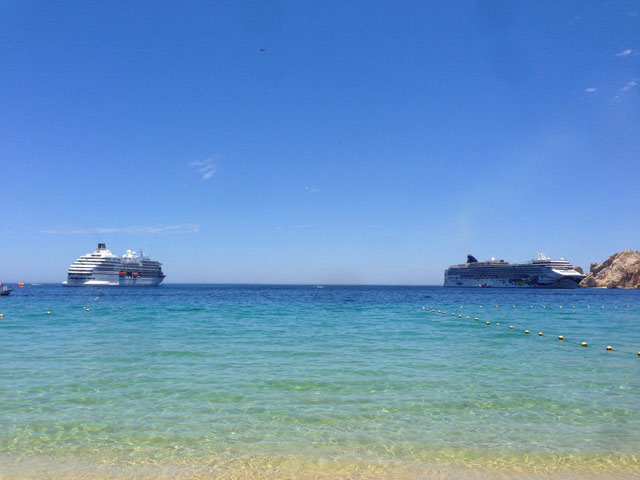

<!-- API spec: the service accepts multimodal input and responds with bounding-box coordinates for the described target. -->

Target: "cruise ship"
[444,253,585,288]
[63,244,166,286]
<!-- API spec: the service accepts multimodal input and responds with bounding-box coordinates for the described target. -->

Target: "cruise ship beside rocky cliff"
[63,244,165,286]
[444,253,585,289]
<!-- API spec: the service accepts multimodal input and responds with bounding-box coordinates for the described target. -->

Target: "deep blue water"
[0,284,639,478]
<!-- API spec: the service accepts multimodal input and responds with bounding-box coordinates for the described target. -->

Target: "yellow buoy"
[587,306,591,309]
[495,305,499,308]
[529,305,533,309]
[542,305,546,309]
[525,330,530,334]
[538,332,544,336]
[485,321,490,325]
[559,305,562,309]
[474,317,479,321]
[509,325,514,329]
[606,346,613,351]
[480,305,483,308]
[458,314,462,318]
[581,342,588,347]
[0,313,3,318]
[558,336,564,341]
[46,311,51,315]
[460,306,463,309]
[496,323,500,326]
[466,315,470,319]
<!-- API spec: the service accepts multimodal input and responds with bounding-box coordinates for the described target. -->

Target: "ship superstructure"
[63,243,165,286]
[444,253,585,288]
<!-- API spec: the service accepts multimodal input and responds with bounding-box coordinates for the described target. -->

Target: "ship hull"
[63,275,164,287]
[444,276,582,289]
[118,277,164,286]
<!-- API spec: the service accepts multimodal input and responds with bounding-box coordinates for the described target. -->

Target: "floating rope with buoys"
[420,305,640,357]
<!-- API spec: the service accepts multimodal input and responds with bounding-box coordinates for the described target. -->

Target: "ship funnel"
[467,254,478,263]
[97,243,106,250]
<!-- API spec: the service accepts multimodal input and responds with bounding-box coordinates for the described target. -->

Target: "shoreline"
[2,451,639,480]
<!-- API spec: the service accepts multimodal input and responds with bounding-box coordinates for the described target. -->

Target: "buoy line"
[425,304,632,310]
[420,305,640,357]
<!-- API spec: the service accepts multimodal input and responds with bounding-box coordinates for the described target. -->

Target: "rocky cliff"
[580,249,640,288]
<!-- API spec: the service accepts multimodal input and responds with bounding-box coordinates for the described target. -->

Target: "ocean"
[0,284,638,479]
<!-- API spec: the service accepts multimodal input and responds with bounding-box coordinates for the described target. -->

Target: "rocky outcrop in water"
[580,249,640,288]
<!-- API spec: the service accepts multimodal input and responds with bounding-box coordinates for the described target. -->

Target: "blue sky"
[1,1,639,284]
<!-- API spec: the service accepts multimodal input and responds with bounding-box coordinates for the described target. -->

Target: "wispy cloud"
[305,186,321,193]
[615,49,634,57]
[611,79,638,102]
[293,224,313,229]
[584,87,597,93]
[189,159,216,180]
[568,15,581,26]
[42,224,200,234]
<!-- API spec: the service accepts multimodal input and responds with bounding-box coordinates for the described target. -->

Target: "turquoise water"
[0,285,639,479]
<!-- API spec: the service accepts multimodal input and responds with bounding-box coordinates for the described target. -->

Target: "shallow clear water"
[1,285,639,478]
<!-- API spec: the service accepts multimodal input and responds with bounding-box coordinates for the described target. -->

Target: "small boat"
[0,286,12,296]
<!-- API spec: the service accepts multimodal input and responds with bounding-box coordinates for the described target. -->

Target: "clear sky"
[1,1,639,284]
